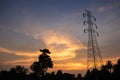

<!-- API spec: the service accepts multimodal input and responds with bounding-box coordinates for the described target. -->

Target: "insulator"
[84,29,86,33]
[94,24,97,29]
[83,13,85,17]
[83,21,86,25]
[94,17,96,21]
[97,32,99,37]
[92,16,96,21]
[96,25,97,29]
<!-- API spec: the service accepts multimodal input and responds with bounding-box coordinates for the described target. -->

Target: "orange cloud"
[40,30,87,71]
[0,47,11,53]
[0,47,38,67]
[55,62,86,70]
[1,30,119,74]
[0,47,39,57]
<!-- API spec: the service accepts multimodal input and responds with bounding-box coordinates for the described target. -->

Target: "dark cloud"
[101,42,120,58]
[0,52,29,62]
[0,28,46,52]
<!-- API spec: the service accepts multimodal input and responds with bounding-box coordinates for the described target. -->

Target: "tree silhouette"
[76,73,83,80]
[10,65,27,74]
[100,65,111,80]
[56,70,63,80]
[105,60,113,73]
[38,49,53,75]
[85,70,91,80]
[113,59,120,80]
[30,61,42,75]
[30,49,53,76]
[0,50,120,80]
[0,70,8,80]
[8,65,28,80]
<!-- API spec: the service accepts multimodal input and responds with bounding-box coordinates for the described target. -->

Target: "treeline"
[0,49,120,80]
[84,59,120,80]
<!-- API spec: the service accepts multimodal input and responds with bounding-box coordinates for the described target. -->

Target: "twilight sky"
[0,0,120,75]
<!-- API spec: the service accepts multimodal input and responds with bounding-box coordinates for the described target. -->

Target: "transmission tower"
[83,10,103,70]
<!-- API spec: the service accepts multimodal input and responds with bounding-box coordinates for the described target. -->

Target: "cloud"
[0,28,46,52]
[0,0,120,74]
[33,33,41,40]
[37,30,88,71]
[0,13,88,72]
[0,47,40,69]
[97,2,120,12]
[0,52,29,64]
[0,48,38,70]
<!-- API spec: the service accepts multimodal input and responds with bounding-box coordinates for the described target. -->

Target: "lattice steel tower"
[83,10,103,70]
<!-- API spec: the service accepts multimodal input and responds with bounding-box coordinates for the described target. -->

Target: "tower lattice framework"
[83,10,103,70]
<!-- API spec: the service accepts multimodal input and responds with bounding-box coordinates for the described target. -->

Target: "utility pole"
[83,10,103,70]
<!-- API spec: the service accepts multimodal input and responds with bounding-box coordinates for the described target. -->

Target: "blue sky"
[0,0,120,75]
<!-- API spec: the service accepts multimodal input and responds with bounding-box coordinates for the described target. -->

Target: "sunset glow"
[0,0,120,75]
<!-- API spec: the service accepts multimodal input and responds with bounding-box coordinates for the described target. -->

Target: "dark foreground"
[0,58,120,80]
